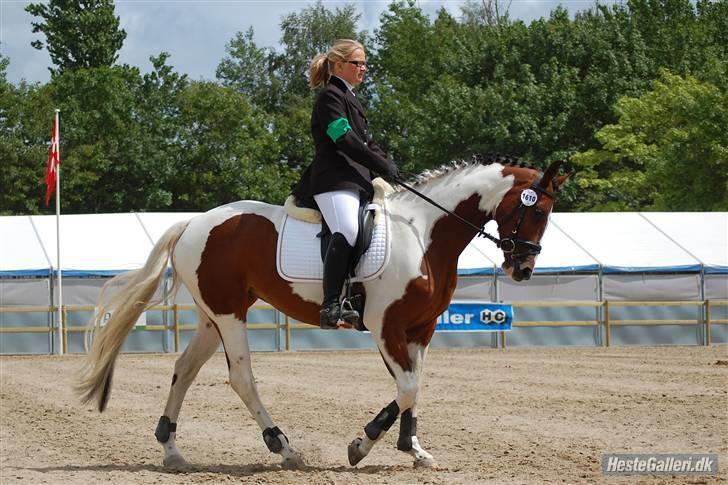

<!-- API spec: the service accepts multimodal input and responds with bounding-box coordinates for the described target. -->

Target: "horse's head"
[494,160,571,282]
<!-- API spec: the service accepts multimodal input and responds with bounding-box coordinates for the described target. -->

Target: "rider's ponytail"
[308,53,330,89]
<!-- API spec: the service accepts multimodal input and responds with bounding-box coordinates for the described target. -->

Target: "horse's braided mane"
[391,153,534,192]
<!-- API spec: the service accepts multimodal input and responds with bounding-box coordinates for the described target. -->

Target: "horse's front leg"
[398,407,436,468]
[397,344,436,468]
[348,333,433,467]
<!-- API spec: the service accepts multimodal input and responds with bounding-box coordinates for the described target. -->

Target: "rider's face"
[335,48,367,88]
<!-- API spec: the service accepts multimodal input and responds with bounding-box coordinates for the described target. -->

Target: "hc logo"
[480,309,508,324]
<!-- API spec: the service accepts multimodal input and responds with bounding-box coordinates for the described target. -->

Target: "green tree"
[271,97,315,172]
[216,27,280,110]
[48,65,150,212]
[274,1,362,170]
[369,2,453,174]
[26,0,126,75]
[134,53,189,209]
[6,0,726,214]
[275,0,361,97]
[627,0,700,73]
[0,50,59,214]
[572,70,728,210]
[461,0,511,27]
[172,81,294,210]
[217,1,363,173]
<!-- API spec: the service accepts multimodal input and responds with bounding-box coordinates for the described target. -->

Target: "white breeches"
[314,189,360,246]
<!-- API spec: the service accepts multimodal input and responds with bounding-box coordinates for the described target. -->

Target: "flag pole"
[54,108,64,356]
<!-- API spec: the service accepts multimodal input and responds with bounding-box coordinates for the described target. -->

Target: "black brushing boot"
[320,232,360,329]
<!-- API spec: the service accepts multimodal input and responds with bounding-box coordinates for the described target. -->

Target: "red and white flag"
[45,112,60,206]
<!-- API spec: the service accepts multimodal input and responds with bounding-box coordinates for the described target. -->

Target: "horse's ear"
[539,160,564,189]
[552,172,573,192]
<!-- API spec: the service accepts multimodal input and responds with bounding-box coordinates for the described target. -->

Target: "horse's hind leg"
[215,315,303,469]
[156,306,220,467]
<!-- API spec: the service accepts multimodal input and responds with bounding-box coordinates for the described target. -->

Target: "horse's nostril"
[522,267,532,279]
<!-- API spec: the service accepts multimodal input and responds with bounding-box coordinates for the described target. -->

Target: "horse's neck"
[391,163,513,264]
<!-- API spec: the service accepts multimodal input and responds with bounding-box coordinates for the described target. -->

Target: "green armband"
[326,117,352,143]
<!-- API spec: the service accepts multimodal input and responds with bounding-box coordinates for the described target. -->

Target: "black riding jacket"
[292,76,396,207]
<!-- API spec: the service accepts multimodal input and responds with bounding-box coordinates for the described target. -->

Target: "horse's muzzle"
[502,259,534,282]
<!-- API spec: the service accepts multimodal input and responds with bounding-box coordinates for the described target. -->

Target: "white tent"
[29,213,154,276]
[3,212,725,277]
[0,216,50,277]
[136,212,201,242]
[1,212,726,352]
[457,218,600,275]
[641,212,727,273]
[552,213,703,273]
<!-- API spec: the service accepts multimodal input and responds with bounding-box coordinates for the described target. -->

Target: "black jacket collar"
[328,76,366,118]
[328,75,349,93]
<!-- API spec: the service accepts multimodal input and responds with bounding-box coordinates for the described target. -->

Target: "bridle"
[394,173,557,264]
[497,174,556,264]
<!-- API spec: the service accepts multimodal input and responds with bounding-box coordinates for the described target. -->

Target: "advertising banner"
[436,302,513,331]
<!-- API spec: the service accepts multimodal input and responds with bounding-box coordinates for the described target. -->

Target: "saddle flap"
[276,203,389,284]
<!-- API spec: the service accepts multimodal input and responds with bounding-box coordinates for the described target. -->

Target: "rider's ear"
[539,160,563,188]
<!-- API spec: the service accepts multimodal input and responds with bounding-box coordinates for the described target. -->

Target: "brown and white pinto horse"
[76,157,569,469]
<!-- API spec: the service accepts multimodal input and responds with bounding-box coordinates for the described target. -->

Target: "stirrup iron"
[339,298,359,326]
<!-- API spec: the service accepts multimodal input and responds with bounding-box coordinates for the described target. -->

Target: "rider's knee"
[338,221,358,246]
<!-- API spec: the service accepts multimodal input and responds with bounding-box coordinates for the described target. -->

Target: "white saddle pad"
[276,203,389,283]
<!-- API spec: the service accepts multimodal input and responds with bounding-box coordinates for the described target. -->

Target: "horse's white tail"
[75,220,190,412]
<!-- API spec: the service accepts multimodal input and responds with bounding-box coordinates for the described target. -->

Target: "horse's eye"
[534,208,545,219]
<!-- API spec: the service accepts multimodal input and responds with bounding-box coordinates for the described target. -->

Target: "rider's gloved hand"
[386,163,401,181]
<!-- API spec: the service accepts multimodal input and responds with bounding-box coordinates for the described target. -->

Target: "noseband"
[394,173,556,263]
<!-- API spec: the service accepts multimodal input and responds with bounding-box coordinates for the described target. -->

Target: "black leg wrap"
[155,415,177,443]
[397,410,417,451]
[365,401,400,441]
[263,426,288,453]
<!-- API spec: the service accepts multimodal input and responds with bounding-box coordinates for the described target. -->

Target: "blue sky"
[1,0,614,84]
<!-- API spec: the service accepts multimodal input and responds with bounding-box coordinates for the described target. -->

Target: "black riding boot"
[320,232,360,329]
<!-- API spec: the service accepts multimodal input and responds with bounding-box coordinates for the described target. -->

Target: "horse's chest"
[393,258,457,322]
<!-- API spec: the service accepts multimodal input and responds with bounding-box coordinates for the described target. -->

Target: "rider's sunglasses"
[345,60,368,68]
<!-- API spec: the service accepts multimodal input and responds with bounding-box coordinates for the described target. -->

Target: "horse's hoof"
[281,453,305,470]
[348,437,366,466]
[414,456,437,469]
[163,453,189,469]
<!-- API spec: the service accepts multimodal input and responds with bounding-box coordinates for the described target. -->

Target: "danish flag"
[45,113,60,206]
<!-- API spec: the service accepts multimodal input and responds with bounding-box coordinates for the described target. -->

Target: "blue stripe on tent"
[533,264,601,273]
[602,264,703,274]
[458,267,497,276]
[458,264,601,276]
[1,268,176,278]
[53,268,175,278]
[3,265,719,278]
[57,270,128,277]
[705,265,728,274]
[458,264,708,275]
[0,269,52,278]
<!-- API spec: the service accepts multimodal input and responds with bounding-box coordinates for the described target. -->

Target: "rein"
[393,174,555,258]
[393,177,504,248]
